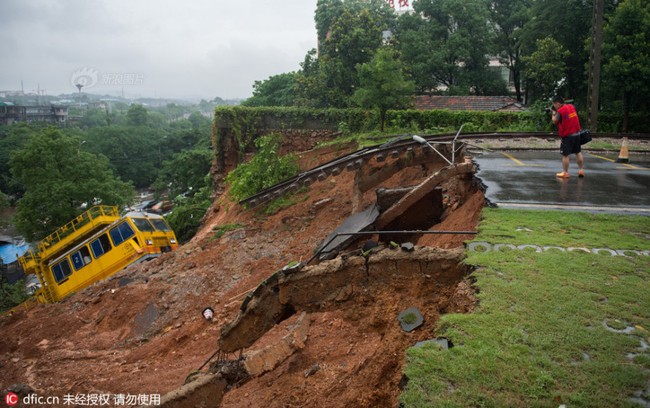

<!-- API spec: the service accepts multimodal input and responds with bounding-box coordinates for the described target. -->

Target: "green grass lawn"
[401,209,650,407]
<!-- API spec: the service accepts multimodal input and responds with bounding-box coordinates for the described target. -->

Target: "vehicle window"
[150,218,171,231]
[71,246,92,271]
[110,222,135,246]
[90,234,112,259]
[52,259,72,283]
[130,217,155,232]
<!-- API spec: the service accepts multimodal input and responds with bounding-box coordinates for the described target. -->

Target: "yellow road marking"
[590,153,649,170]
[589,153,615,162]
[504,164,545,167]
[616,165,650,170]
[500,152,525,166]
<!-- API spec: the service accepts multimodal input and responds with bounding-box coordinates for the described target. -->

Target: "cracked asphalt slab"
[471,150,650,214]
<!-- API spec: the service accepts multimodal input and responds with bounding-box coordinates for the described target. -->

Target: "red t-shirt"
[556,104,581,137]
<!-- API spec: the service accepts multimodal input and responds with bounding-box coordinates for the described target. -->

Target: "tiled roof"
[415,95,525,111]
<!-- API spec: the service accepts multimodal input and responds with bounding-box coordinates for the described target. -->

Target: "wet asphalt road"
[471,150,650,215]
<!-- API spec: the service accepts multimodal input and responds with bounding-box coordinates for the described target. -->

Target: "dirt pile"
[0,143,484,407]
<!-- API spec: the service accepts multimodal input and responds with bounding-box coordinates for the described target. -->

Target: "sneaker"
[556,172,570,178]
[578,170,585,177]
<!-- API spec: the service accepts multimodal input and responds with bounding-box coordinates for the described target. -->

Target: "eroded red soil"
[0,143,483,407]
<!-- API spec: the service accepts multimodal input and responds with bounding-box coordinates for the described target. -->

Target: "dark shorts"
[560,134,581,156]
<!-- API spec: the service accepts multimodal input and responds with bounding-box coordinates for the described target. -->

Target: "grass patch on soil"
[400,208,650,407]
[262,187,310,216]
[211,223,245,240]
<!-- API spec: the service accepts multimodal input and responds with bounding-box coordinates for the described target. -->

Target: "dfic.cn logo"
[5,392,18,406]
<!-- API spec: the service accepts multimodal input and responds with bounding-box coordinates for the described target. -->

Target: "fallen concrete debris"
[219,246,467,353]
[243,312,310,377]
[376,159,475,230]
[397,307,424,332]
[157,373,227,408]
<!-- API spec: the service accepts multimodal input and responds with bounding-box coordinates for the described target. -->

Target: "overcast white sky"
[0,0,318,100]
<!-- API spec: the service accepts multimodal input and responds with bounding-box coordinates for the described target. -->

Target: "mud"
[0,142,484,407]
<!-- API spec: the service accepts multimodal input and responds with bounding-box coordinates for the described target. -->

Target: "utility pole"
[587,0,605,131]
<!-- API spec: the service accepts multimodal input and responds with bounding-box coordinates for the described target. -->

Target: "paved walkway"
[471,150,650,215]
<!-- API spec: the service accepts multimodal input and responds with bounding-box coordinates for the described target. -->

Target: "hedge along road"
[472,150,650,215]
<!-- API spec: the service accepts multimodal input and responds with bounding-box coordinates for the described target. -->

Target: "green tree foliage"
[126,104,149,126]
[489,0,532,101]
[519,0,594,101]
[243,0,642,118]
[153,148,212,199]
[77,106,113,128]
[160,103,187,122]
[84,126,162,188]
[242,72,300,107]
[521,37,570,100]
[601,0,650,131]
[0,275,30,313]
[225,134,299,202]
[0,100,213,243]
[396,0,497,95]
[165,175,212,243]
[351,47,414,131]
[10,127,134,241]
[188,111,210,130]
[0,123,37,197]
[301,0,396,107]
[0,191,8,209]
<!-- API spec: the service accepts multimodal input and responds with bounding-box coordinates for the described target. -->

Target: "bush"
[225,134,299,202]
[0,276,30,312]
[166,175,212,243]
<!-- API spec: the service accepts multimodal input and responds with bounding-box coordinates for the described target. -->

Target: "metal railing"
[37,205,119,256]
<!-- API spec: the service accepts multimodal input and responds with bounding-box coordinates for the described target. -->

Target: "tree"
[489,0,532,101]
[225,134,299,202]
[396,0,497,95]
[0,191,8,209]
[601,0,650,131]
[352,47,415,131]
[519,0,594,103]
[77,106,113,128]
[0,123,36,197]
[521,36,570,100]
[198,99,212,112]
[165,177,212,243]
[10,127,134,241]
[0,274,30,313]
[84,126,162,188]
[242,72,300,107]
[162,103,186,122]
[188,111,210,130]
[153,148,212,199]
[126,104,149,126]
[301,0,396,107]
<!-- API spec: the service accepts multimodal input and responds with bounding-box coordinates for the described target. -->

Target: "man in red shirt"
[551,95,585,178]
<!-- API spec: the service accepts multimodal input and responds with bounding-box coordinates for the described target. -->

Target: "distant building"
[0,90,24,98]
[0,102,68,125]
[0,235,30,285]
[414,95,525,112]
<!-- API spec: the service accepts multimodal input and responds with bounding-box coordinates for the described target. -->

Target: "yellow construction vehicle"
[18,205,178,304]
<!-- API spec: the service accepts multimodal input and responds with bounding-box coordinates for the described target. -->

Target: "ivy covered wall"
[212,106,648,175]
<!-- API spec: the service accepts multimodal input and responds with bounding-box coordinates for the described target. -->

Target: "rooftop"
[415,95,525,112]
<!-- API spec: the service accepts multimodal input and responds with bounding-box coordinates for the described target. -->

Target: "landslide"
[0,139,483,407]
